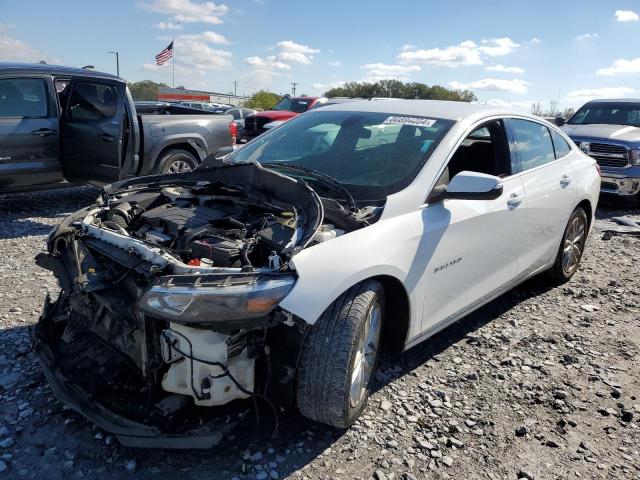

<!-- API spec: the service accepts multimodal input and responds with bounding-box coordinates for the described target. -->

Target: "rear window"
[0,78,48,118]
[272,97,313,113]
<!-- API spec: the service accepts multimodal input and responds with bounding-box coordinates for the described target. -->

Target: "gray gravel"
[0,187,639,479]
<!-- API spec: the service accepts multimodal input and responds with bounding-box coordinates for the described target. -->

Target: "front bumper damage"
[30,165,322,448]
[31,296,244,449]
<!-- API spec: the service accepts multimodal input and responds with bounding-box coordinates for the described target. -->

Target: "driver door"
[419,119,527,334]
[60,78,126,185]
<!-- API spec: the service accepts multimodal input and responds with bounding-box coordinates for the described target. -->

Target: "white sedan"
[35,100,600,447]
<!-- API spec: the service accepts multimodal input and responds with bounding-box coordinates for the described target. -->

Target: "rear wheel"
[296,280,384,428]
[156,149,199,174]
[546,207,588,284]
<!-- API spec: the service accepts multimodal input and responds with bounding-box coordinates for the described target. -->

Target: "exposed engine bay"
[31,163,381,448]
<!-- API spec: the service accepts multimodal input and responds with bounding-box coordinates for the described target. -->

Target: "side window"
[550,129,572,159]
[68,82,120,120]
[0,78,48,118]
[438,119,512,187]
[510,118,556,171]
[55,79,69,113]
[228,109,241,120]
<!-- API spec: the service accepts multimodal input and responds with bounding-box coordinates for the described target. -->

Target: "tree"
[243,90,282,110]
[128,80,169,101]
[323,80,477,102]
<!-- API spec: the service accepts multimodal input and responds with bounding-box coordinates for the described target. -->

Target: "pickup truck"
[241,95,326,140]
[560,98,640,202]
[0,63,235,193]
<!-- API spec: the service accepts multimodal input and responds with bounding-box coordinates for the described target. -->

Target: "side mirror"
[428,171,503,202]
[555,116,566,126]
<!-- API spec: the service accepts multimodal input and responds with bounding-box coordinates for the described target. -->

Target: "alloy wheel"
[562,215,586,276]
[167,159,193,173]
[349,302,382,408]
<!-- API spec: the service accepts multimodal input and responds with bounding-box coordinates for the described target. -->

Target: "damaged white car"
[33,100,601,448]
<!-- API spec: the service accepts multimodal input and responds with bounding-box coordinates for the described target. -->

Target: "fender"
[279,211,426,342]
[143,134,209,175]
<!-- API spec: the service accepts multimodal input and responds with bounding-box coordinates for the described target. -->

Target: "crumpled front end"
[31,163,324,448]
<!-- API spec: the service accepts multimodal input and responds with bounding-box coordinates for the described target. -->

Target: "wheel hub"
[562,216,586,275]
[349,303,381,408]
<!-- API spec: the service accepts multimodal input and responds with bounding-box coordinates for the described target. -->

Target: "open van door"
[60,78,127,185]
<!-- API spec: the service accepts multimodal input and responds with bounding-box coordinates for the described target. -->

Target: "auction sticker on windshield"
[383,115,437,128]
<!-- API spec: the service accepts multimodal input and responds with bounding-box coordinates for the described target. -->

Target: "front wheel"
[296,280,384,428]
[546,207,588,284]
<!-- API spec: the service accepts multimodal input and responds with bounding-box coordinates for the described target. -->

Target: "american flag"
[155,41,174,65]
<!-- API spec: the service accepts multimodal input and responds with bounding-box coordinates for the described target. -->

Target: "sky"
[2,0,640,111]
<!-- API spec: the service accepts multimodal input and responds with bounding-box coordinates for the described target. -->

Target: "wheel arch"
[575,198,593,229]
[371,275,410,354]
[147,135,208,174]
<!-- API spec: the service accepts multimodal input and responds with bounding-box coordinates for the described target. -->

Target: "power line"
[291,82,298,96]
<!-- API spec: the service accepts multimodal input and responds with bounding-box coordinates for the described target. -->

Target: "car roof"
[585,98,640,104]
[315,99,509,121]
[0,62,121,81]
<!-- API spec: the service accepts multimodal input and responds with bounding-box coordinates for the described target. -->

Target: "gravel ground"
[0,187,638,480]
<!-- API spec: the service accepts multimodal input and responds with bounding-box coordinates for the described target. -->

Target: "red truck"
[242,95,326,140]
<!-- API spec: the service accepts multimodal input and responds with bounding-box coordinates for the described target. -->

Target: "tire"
[297,280,384,428]
[546,207,589,284]
[155,149,199,174]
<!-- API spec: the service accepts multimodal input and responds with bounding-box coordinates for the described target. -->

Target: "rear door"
[508,118,578,273]
[0,76,62,190]
[60,78,126,185]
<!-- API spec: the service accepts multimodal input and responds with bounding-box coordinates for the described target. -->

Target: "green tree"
[128,80,169,101]
[243,90,282,110]
[324,80,476,102]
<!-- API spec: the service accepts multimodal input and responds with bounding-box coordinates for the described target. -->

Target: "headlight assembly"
[631,149,640,166]
[139,274,296,323]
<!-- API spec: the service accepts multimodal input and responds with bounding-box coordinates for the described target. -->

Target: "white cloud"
[138,0,229,25]
[398,40,483,67]
[245,56,290,71]
[615,10,639,22]
[401,44,417,51]
[485,64,525,74]
[276,40,319,55]
[155,21,182,29]
[0,23,53,63]
[479,38,520,56]
[449,78,530,94]
[574,33,597,41]
[564,86,638,104]
[327,60,341,67]
[361,63,421,82]
[275,40,319,64]
[529,37,542,44]
[481,99,534,110]
[398,37,519,67]
[597,58,640,76]
[180,31,229,45]
[244,40,320,78]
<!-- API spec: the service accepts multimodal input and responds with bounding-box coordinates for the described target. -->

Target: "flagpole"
[172,38,175,88]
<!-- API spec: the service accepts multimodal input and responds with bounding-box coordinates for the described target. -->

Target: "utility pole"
[108,51,119,77]
[233,81,238,96]
[291,82,298,96]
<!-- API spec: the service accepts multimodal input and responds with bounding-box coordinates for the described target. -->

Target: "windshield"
[272,97,313,113]
[569,103,640,127]
[226,110,454,200]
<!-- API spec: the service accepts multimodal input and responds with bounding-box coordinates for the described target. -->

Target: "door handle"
[560,174,572,187]
[98,133,115,142]
[507,192,524,207]
[31,128,57,137]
